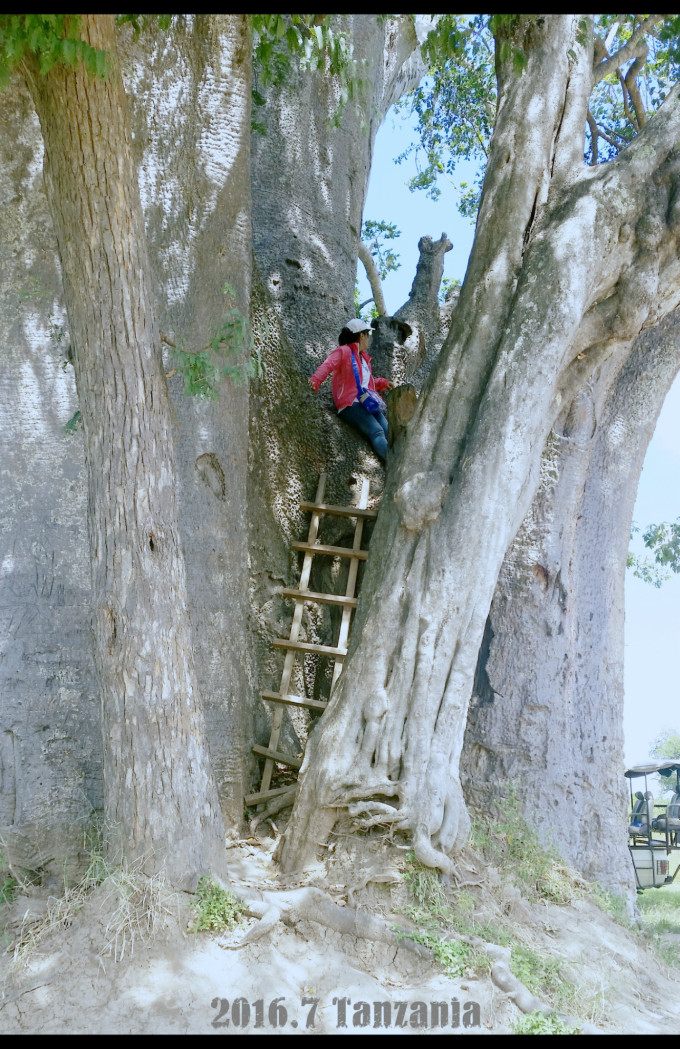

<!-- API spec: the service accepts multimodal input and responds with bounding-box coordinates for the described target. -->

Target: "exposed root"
[474,941,597,1034]
[412,827,456,877]
[346,801,399,819]
[249,787,297,834]
[231,886,430,959]
[346,797,408,833]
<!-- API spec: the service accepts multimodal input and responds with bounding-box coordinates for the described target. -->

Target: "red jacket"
[309,343,390,411]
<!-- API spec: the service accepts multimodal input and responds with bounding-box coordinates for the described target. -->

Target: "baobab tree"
[279,14,680,875]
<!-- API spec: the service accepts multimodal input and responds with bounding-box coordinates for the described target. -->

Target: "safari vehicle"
[626,760,680,890]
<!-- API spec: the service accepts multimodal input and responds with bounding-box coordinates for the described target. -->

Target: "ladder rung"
[245,785,297,805]
[273,639,347,658]
[292,541,367,559]
[281,588,357,608]
[300,500,378,520]
[252,744,302,769]
[262,690,328,711]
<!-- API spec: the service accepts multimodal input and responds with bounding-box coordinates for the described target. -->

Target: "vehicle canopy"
[625,761,680,779]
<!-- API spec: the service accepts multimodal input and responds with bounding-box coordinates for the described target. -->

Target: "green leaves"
[170,283,265,399]
[0,15,109,88]
[587,15,680,165]
[488,13,533,75]
[627,518,680,587]
[395,15,493,217]
[362,219,402,281]
[115,14,173,36]
[650,729,680,763]
[251,14,361,129]
[188,877,244,934]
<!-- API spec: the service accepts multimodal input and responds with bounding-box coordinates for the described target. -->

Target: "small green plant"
[591,882,632,927]
[9,818,178,968]
[397,852,494,975]
[469,786,583,905]
[189,876,245,934]
[510,944,575,1013]
[403,850,451,914]
[62,409,82,434]
[171,283,265,399]
[512,1010,580,1035]
[0,848,19,905]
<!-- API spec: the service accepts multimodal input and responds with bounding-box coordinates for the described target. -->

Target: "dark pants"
[338,402,388,460]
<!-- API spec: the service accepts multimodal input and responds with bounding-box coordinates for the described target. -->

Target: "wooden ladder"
[246,472,376,809]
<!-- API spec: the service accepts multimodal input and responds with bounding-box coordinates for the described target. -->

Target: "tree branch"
[624,46,649,129]
[592,15,664,86]
[586,110,599,165]
[358,241,387,316]
[618,70,638,131]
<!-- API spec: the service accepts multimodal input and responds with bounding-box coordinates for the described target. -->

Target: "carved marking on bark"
[195,452,226,500]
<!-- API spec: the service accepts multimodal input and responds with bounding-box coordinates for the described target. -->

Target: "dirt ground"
[1,833,680,1035]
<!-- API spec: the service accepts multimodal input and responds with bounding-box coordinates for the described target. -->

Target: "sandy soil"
[1,836,679,1035]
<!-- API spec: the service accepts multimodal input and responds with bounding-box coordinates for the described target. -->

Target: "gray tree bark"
[0,74,103,877]
[246,15,432,751]
[119,14,255,828]
[23,15,226,883]
[462,309,680,894]
[279,15,680,875]
[0,15,258,875]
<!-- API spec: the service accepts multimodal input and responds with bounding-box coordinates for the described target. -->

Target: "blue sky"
[359,105,680,769]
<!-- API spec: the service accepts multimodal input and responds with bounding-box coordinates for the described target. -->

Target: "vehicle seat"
[652,791,680,840]
[629,791,653,836]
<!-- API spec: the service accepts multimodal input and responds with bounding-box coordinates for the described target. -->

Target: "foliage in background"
[361,219,402,281]
[651,729,680,762]
[394,15,680,220]
[439,276,461,303]
[251,14,363,131]
[394,14,490,216]
[0,14,109,87]
[587,15,680,164]
[627,518,680,587]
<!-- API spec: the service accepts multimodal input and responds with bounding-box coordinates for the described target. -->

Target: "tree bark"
[462,308,680,894]
[120,14,255,828]
[23,15,226,884]
[279,15,680,874]
[246,15,432,764]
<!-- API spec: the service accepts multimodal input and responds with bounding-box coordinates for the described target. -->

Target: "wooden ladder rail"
[246,474,373,809]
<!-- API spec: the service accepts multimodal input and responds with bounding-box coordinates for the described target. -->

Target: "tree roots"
[228,885,431,958]
[226,884,596,1033]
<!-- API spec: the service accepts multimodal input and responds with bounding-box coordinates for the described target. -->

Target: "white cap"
[345,318,371,334]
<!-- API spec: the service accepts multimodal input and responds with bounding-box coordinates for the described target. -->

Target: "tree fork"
[279,17,680,874]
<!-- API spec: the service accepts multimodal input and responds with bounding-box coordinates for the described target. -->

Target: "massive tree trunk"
[0,14,426,876]
[246,16,432,751]
[280,16,680,874]
[23,15,226,883]
[120,14,255,827]
[463,310,680,894]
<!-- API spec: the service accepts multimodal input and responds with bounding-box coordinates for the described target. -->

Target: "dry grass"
[8,857,179,972]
